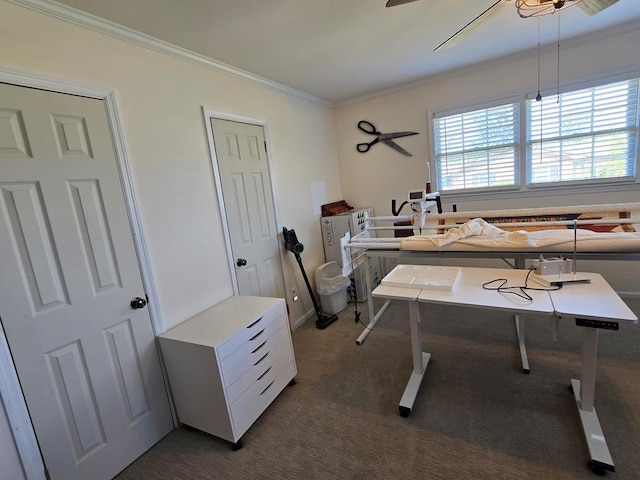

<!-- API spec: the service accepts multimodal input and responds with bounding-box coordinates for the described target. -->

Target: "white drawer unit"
[158,295,297,450]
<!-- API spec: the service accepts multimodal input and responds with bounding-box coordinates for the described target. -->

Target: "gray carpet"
[116,297,640,480]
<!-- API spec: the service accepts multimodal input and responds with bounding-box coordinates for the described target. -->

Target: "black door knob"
[130,297,147,309]
[236,258,247,267]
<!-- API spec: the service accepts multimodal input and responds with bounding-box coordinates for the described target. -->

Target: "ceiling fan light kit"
[516,0,620,17]
[516,0,578,19]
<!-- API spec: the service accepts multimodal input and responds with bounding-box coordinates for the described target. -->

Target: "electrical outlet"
[291,287,299,302]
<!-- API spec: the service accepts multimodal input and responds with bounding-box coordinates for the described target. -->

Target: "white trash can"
[315,262,350,315]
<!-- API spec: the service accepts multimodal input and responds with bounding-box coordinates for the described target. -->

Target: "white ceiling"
[50,0,640,104]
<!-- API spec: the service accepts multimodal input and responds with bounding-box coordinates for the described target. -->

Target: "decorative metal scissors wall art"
[356,120,418,156]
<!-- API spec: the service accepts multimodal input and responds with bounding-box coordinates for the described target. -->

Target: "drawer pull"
[260,380,275,396]
[252,341,267,354]
[254,352,269,366]
[247,316,263,329]
[257,366,272,381]
[249,328,265,342]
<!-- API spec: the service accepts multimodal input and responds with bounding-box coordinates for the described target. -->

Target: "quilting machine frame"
[344,203,640,372]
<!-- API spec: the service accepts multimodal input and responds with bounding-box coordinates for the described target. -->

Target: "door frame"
[0,66,166,480]
[201,108,285,296]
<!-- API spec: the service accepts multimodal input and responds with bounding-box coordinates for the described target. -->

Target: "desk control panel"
[575,318,620,330]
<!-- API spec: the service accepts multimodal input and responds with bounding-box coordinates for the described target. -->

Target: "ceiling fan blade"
[577,0,619,15]
[434,0,506,52]
[386,0,421,7]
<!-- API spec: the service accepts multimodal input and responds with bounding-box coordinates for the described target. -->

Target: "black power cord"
[481,266,562,301]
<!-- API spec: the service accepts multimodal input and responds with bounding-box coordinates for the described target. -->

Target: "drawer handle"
[257,366,272,381]
[247,316,263,329]
[252,341,267,354]
[254,352,269,366]
[249,329,265,342]
[260,380,275,396]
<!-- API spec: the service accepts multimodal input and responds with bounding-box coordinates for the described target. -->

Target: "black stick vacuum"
[283,227,338,329]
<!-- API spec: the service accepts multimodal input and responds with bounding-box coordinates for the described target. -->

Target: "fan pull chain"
[536,15,542,101]
[557,10,561,103]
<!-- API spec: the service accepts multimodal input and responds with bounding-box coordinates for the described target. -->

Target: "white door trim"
[201,108,284,296]
[0,66,166,480]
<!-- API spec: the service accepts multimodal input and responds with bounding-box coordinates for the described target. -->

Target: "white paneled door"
[210,118,284,298]
[0,83,173,480]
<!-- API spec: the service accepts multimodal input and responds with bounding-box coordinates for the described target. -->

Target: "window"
[434,103,519,191]
[528,79,638,185]
[433,78,639,193]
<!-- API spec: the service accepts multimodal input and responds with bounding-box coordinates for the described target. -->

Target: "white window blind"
[527,79,638,184]
[434,103,519,191]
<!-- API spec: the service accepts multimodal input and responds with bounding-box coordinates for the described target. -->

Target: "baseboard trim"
[293,308,316,330]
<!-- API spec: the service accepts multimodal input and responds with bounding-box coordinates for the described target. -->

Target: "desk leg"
[399,301,430,417]
[512,258,531,374]
[357,299,390,345]
[357,256,383,345]
[514,314,530,374]
[571,327,614,475]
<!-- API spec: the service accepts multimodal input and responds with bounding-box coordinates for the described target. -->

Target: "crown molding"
[9,0,639,110]
[6,0,333,108]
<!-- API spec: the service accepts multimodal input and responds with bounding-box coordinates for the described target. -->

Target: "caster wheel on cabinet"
[232,440,243,451]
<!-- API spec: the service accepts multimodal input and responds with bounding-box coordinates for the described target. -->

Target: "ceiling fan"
[386,0,620,51]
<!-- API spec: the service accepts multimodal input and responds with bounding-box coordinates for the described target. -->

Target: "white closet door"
[0,83,172,480]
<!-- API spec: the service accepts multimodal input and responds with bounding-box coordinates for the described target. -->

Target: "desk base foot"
[588,460,611,476]
[570,379,615,475]
[398,352,430,417]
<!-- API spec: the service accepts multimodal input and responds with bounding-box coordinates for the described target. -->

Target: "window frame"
[427,72,640,202]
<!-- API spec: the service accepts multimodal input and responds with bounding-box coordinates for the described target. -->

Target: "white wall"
[0,1,342,328]
[334,24,640,293]
[0,3,342,476]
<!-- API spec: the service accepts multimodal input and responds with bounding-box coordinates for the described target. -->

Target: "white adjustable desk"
[372,266,637,476]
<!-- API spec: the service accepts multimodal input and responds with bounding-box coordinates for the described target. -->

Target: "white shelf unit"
[320,207,380,302]
[158,295,297,449]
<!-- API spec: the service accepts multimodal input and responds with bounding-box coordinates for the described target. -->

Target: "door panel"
[211,119,284,298]
[0,83,172,480]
